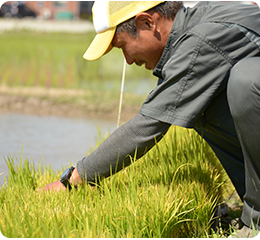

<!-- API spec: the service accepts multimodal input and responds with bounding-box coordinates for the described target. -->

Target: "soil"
[0,85,139,122]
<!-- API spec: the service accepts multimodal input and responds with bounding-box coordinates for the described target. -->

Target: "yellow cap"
[83,1,164,61]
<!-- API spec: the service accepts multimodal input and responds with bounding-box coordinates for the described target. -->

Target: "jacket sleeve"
[76,113,170,183]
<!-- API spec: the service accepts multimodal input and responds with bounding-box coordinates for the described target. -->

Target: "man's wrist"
[69,167,83,187]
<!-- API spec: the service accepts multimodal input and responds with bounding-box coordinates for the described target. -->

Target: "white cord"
[117,58,126,128]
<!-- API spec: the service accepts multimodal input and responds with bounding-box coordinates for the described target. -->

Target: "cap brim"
[83,27,116,61]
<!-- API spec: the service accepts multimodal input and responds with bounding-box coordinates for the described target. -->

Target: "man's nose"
[123,50,134,65]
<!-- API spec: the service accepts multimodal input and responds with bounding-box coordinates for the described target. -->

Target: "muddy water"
[0,112,117,186]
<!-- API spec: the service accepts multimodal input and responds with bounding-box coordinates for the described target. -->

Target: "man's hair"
[116,1,183,37]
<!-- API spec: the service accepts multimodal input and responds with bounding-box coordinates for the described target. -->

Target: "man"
[39,1,260,237]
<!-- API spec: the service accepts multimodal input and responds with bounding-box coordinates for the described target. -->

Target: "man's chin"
[136,62,153,70]
[145,63,153,70]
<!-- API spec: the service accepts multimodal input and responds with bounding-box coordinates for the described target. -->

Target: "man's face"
[111,30,164,70]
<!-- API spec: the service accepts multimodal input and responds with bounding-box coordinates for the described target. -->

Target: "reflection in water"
[0,113,117,186]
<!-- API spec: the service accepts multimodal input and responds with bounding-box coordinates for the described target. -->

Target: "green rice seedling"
[0,31,155,92]
[0,126,233,238]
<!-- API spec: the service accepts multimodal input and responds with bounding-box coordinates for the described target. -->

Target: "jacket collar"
[153,2,206,79]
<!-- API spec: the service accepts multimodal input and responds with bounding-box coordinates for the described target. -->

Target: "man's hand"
[38,180,66,193]
[38,167,83,193]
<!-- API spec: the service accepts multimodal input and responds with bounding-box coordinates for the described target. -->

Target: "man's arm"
[39,113,170,192]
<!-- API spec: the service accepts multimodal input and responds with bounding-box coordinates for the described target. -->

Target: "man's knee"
[227,57,260,119]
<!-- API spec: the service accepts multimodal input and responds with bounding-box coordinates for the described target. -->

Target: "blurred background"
[0,1,258,186]
[0,1,94,20]
[0,1,256,20]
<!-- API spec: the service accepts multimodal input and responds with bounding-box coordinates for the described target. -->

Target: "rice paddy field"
[1,126,234,238]
[0,30,157,119]
[0,30,156,92]
[0,30,248,238]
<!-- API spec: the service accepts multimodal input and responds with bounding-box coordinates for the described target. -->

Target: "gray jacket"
[140,1,260,128]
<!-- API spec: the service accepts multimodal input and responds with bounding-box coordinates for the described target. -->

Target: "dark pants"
[195,57,260,230]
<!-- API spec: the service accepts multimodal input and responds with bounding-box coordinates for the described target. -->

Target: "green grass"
[0,31,156,93]
[0,126,234,238]
[0,30,157,117]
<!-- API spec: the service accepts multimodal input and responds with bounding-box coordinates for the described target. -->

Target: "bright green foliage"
[0,126,230,238]
[0,31,155,92]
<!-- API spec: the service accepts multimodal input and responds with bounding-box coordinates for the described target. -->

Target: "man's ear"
[135,12,155,31]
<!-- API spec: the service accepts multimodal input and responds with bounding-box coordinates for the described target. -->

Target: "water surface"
[0,112,117,186]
